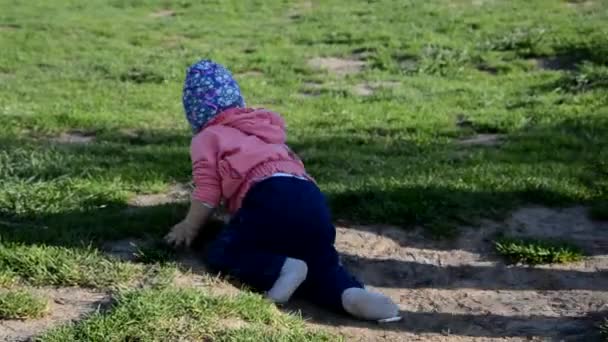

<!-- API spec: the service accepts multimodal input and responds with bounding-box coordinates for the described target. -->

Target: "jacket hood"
[206,107,286,144]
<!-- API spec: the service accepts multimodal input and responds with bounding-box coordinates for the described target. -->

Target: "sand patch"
[534,55,580,71]
[477,63,500,75]
[457,133,504,146]
[566,0,595,8]
[104,206,608,340]
[308,57,366,76]
[287,0,313,19]
[0,24,20,31]
[237,70,264,78]
[150,9,175,18]
[0,287,108,342]
[127,183,191,207]
[51,131,96,145]
[287,206,608,341]
[352,81,400,96]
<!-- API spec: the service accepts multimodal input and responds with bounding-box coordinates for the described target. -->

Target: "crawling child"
[165,59,399,321]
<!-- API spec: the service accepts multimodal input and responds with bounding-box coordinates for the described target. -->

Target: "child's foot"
[341,287,399,321]
[266,258,308,303]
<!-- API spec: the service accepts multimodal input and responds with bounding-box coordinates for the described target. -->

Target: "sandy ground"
[0,288,108,342]
[4,202,607,341]
[291,206,608,341]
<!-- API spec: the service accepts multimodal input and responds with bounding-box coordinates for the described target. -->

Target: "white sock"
[266,258,308,303]
[341,287,399,320]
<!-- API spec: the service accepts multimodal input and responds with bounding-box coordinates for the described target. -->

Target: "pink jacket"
[190,107,310,213]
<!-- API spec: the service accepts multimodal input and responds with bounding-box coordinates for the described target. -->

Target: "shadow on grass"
[0,118,606,339]
[533,36,608,93]
[295,117,607,235]
[1,116,606,245]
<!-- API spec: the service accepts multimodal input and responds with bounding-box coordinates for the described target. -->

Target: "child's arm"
[166,129,222,248]
[165,198,214,247]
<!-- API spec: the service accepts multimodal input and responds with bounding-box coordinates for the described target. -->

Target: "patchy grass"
[0,290,48,320]
[40,288,335,341]
[0,0,607,237]
[0,0,607,339]
[551,63,608,92]
[494,235,584,265]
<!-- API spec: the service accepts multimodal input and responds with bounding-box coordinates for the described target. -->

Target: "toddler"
[165,59,399,321]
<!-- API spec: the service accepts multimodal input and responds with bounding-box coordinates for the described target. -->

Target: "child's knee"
[204,244,225,270]
[205,234,236,269]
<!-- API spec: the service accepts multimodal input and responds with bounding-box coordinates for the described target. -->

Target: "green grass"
[1,0,607,240]
[0,290,48,320]
[40,288,335,342]
[1,0,607,339]
[0,242,141,287]
[133,240,178,264]
[494,235,584,265]
[0,272,18,287]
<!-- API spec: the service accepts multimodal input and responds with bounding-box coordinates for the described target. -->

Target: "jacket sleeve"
[190,129,222,208]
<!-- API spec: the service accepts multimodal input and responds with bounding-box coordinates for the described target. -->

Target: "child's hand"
[164,220,199,248]
[165,198,214,248]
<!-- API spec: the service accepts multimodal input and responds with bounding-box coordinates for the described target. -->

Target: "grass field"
[1,0,607,340]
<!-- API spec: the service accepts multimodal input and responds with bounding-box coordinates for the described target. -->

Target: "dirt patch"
[103,238,148,262]
[534,55,580,71]
[150,9,175,18]
[471,0,491,6]
[352,81,400,97]
[216,317,249,330]
[51,130,96,145]
[161,35,186,48]
[127,183,191,207]
[457,133,504,146]
[0,71,15,81]
[352,84,374,97]
[102,206,607,340]
[288,206,608,341]
[0,24,20,31]
[476,63,500,75]
[287,0,313,19]
[504,206,608,254]
[299,81,325,97]
[117,128,141,139]
[237,70,264,78]
[308,57,366,76]
[173,271,240,297]
[394,55,418,72]
[0,287,108,342]
[455,113,474,128]
[566,0,595,8]
[352,48,377,60]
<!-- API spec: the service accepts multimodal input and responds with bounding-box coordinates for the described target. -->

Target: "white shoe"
[342,287,399,321]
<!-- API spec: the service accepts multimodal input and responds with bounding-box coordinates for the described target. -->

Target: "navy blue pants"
[206,177,363,312]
